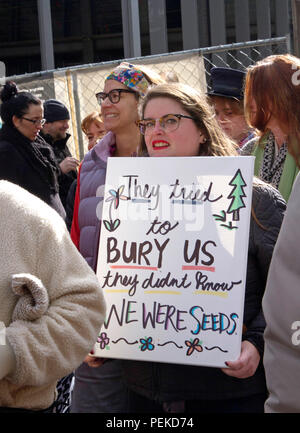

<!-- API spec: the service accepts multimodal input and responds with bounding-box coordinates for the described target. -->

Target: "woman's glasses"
[137,114,194,135]
[96,89,136,105]
[22,117,46,126]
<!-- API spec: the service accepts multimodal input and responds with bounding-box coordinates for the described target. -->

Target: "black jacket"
[122,181,286,402]
[65,178,77,232]
[0,124,66,220]
[41,132,77,209]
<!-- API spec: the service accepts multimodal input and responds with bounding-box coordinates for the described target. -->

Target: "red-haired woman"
[261,59,300,412]
[242,54,300,202]
[81,111,106,151]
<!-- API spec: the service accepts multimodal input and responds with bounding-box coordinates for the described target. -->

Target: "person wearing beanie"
[41,99,79,209]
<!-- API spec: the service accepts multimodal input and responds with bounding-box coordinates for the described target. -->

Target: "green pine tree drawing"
[227,169,247,221]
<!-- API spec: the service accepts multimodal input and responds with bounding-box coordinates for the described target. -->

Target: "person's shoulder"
[292,172,300,191]
[0,137,17,152]
[0,140,22,165]
[0,180,66,229]
[240,135,259,155]
[252,178,286,215]
[93,131,115,161]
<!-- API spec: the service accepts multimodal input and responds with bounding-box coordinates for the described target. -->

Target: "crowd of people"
[0,53,299,413]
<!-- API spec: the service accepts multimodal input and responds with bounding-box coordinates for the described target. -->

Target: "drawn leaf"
[220,222,238,230]
[103,220,112,231]
[113,219,121,230]
[213,210,226,222]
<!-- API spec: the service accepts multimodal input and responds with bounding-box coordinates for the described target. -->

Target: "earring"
[199,132,207,143]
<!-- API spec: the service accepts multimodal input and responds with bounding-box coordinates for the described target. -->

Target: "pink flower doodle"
[103,185,129,232]
[97,332,110,350]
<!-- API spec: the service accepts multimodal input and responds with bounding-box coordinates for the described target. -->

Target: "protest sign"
[94,156,254,367]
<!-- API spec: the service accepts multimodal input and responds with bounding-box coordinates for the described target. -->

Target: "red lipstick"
[152,140,170,150]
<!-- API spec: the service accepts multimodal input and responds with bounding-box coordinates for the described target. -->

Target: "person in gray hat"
[41,99,79,209]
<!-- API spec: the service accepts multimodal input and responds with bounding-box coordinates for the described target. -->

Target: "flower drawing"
[106,185,129,209]
[97,332,110,350]
[185,338,203,356]
[139,337,155,352]
[103,185,129,232]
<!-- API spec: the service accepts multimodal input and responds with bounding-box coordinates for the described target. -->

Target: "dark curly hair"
[0,81,41,127]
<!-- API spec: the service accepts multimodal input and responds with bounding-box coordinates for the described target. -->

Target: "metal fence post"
[66,71,81,161]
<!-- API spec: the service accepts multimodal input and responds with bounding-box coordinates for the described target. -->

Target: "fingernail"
[90,350,94,355]
[225,362,228,366]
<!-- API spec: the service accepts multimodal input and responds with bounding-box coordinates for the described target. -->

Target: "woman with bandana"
[241,54,300,202]
[70,63,164,413]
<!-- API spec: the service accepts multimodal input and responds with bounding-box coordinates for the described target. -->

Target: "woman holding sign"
[120,82,286,413]
[70,62,164,413]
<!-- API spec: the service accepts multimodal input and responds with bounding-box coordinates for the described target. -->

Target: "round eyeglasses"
[95,89,136,105]
[136,114,194,135]
[22,117,46,126]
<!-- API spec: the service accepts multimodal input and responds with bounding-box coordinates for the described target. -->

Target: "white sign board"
[95,156,254,368]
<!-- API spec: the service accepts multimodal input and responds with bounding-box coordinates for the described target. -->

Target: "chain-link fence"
[6,36,290,160]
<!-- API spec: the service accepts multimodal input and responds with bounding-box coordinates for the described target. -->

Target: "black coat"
[0,124,66,220]
[41,132,77,209]
[122,181,286,402]
[65,178,77,232]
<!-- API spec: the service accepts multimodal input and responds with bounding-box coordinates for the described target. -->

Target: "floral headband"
[105,62,150,96]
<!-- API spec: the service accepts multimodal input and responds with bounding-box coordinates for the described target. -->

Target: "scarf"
[0,124,59,193]
[259,132,287,188]
[253,131,299,202]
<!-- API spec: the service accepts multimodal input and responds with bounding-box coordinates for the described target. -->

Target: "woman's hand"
[221,341,260,379]
[83,354,106,368]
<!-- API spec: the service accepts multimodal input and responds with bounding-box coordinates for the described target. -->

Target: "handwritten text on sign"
[95,156,254,367]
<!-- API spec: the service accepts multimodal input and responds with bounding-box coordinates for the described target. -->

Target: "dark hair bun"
[0,81,18,103]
